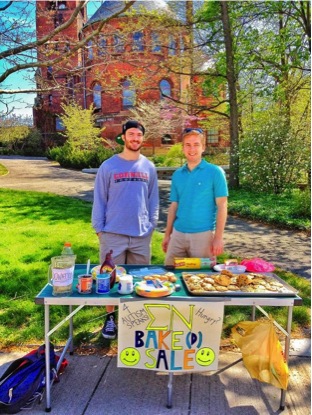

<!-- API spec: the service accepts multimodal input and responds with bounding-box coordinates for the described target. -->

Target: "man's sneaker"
[102,314,117,339]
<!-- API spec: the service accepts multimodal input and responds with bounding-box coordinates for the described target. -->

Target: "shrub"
[48,144,116,169]
[239,114,310,194]
[150,155,166,166]
[163,143,185,167]
[290,189,311,219]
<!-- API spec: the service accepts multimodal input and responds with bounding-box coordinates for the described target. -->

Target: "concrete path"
[0,156,310,279]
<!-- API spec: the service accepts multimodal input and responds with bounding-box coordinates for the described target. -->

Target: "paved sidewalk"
[0,156,310,415]
[0,345,310,415]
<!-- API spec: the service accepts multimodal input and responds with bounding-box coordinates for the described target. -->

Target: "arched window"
[87,41,93,60]
[160,79,171,99]
[98,35,107,56]
[122,80,136,108]
[93,83,102,109]
[133,32,144,51]
[162,134,173,145]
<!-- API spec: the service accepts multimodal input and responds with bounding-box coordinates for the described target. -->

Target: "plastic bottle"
[61,242,75,256]
[100,249,116,288]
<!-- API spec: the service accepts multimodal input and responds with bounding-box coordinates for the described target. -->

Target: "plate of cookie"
[181,270,298,297]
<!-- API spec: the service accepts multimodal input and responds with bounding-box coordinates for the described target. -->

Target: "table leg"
[167,372,173,408]
[279,305,293,410]
[251,305,256,321]
[44,303,51,412]
[69,305,74,354]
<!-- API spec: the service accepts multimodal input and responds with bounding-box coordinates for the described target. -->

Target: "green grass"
[229,188,311,232]
[0,188,310,351]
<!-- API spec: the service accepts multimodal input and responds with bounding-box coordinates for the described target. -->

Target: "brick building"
[34,1,229,151]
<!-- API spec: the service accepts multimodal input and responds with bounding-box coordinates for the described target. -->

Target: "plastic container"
[49,255,76,296]
[61,242,75,256]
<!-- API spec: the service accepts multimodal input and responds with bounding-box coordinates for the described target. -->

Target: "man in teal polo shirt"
[162,128,228,265]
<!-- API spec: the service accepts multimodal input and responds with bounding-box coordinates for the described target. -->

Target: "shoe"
[102,314,117,339]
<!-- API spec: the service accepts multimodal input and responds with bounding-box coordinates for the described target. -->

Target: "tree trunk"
[220,1,240,188]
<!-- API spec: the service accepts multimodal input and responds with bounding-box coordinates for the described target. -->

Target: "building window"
[54,13,63,28]
[93,83,102,109]
[162,134,173,145]
[113,34,124,53]
[56,117,65,131]
[207,129,219,144]
[160,79,171,98]
[58,2,67,10]
[151,32,161,52]
[168,35,176,55]
[87,41,93,60]
[122,80,135,108]
[98,35,107,56]
[47,66,53,80]
[133,32,144,51]
[48,94,53,106]
[66,77,74,98]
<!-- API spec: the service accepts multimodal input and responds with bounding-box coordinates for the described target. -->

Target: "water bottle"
[61,242,75,256]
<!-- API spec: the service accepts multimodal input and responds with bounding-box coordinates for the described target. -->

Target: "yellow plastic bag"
[231,319,289,390]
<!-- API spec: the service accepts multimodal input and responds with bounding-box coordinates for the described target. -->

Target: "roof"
[86,0,172,26]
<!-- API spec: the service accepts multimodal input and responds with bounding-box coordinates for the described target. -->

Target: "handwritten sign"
[117,299,224,372]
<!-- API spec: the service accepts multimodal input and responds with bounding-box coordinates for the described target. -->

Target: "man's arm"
[161,201,178,252]
[211,196,228,256]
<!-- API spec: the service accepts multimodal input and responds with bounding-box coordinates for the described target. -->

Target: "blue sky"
[0,0,102,118]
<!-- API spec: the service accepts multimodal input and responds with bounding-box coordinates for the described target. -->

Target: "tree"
[196,0,310,189]
[59,102,105,151]
[127,100,184,155]
[220,1,239,188]
[239,108,310,194]
[0,1,135,114]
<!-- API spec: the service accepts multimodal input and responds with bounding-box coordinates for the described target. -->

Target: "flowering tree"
[59,102,105,151]
[239,110,310,194]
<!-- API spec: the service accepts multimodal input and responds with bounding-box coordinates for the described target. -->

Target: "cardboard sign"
[117,299,224,372]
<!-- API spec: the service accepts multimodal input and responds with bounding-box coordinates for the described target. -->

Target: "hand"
[162,235,170,253]
[211,236,224,256]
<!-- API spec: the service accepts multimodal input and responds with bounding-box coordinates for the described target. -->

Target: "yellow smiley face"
[120,347,141,366]
[195,347,215,366]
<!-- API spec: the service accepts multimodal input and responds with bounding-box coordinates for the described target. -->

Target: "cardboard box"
[174,257,216,269]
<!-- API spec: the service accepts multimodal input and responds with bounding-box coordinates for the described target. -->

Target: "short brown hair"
[182,129,205,146]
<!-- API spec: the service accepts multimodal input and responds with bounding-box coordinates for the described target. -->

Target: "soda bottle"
[100,249,116,288]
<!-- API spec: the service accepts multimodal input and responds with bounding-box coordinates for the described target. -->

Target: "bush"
[290,189,311,219]
[239,114,310,194]
[48,144,116,169]
[163,143,185,167]
[0,127,45,156]
[150,155,166,166]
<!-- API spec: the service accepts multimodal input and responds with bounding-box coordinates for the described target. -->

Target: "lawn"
[0,188,310,352]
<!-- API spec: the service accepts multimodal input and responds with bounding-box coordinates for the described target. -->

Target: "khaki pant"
[99,232,152,265]
[165,229,214,266]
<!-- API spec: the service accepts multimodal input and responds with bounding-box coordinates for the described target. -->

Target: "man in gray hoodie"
[92,120,159,339]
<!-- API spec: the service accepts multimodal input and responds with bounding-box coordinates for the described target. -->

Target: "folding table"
[35,264,302,412]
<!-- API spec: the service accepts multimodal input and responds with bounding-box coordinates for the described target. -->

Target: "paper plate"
[135,281,173,298]
[91,265,127,281]
[213,264,246,274]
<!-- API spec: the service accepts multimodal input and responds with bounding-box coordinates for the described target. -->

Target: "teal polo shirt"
[170,160,228,233]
